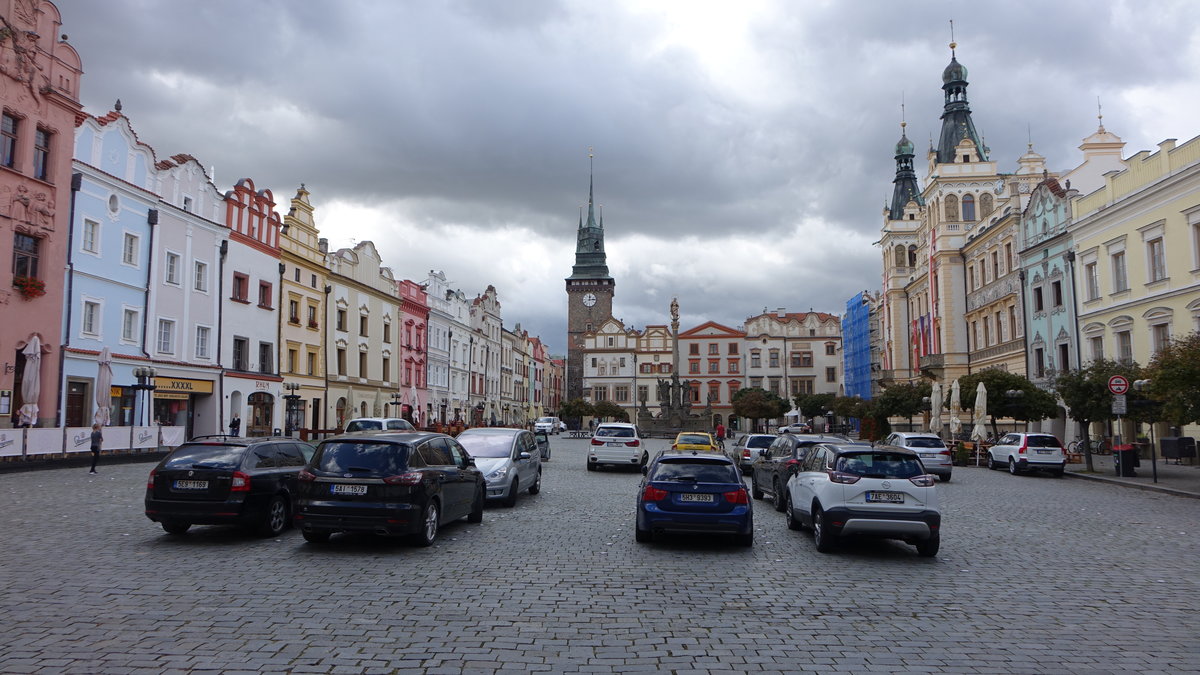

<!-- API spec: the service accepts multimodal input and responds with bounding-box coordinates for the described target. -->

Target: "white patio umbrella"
[949,379,963,437]
[18,335,42,426]
[970,381,988,442]
[373,389,384,417]
[409,383,421,425]
[93,347,113,426]
[345,386,356,425]
[928,381,943,435]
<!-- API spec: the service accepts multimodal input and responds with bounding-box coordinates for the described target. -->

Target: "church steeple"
[569,148,610,279]
[936,30,987,164]
[889,104,923,220]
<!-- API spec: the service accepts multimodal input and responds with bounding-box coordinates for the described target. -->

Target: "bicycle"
[1068,436,1109,455]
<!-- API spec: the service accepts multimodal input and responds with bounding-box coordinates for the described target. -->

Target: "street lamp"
[1133,379,1158,484]
[132,366,157,426]
[282,382,302,436]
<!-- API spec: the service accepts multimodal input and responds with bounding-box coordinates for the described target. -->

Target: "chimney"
[318,238,328,254]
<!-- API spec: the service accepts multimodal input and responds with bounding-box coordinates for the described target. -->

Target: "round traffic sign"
[1108,375,1130,395]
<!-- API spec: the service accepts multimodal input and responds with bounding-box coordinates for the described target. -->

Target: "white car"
[586,423,646,471]
[884,432,953,482]
[784,443,941,557]
[987,432,1066,477]
[534,416,563,435]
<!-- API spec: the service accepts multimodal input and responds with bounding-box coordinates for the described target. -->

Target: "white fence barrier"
[0,425,186,459]
[0,429,23,457]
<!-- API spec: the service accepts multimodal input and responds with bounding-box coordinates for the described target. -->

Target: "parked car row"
[144,427,545,546]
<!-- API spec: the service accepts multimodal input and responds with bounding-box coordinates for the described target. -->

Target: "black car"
[293,431,484,546]
[144,436,315,536]
[750,434,866,512]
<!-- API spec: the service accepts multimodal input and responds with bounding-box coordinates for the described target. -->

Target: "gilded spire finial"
[1027,123,1033,150]
[949,19,956,56]
[1097,96,1105,132]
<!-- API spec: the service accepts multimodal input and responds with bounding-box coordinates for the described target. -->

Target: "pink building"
[397,279,429,426]
[1,0,82,427]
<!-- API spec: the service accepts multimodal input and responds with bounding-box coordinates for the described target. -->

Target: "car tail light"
[626,439,640,447]
[786,459,802,468]
[590,438,603,446]
[723,488,749,504]
[146,469,156,490]
[230,471,251,492]
[383,472,423,485]
[938,450,952,457]
[297,469,316,482]
[909,474,936,487]
[827,471,860,484]
[670,444,677,450]
[642,485,669,501]
[742,450,751,459]
[1018,439,1028,455]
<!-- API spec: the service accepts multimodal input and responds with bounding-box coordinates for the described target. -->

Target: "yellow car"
[672,432,720,453]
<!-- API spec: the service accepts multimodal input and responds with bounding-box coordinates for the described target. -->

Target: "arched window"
[894,245,906,267]
[962,194,976,221]
[336,397,347,428]
[907,245,918,267]
[944,194,959,221]
[980,193,993,217]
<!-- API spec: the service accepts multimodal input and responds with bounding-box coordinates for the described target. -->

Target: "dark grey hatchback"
[293,432,485,546]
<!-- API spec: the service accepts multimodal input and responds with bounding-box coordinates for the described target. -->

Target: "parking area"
[1,436,1198,673]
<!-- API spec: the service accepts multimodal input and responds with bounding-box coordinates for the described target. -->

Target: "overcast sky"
[56,0,1200,354]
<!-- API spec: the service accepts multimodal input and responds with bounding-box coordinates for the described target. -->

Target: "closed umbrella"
[971,382,988,442]
[409,383,421,426]
[345,386,356,425]
[93,347,113,426]
[949,379,963,437]
[18,335,42,426]
[373,389,383,417]
[928,381,943,435]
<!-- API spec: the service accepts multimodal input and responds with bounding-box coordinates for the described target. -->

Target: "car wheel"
[467,486,484,523]
[785,493,803,531]
[302,529,330,544]
[635,524,652,543]
[812,506,836,553]
[528,470,541,495]
[503,479,519,507]
[258,495,289,537]
[750,476,764,500]
[939,473,951,483]
[772,480,786,512]
[1008,457,1021,475]
[414,500,439,547]
[161,521,190,535]
[586,461,596,472]
[639,453,648,469]
[988,453,999,470]
[916,531,940,558]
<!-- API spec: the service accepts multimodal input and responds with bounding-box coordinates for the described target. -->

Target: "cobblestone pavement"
[1,436,1198,674]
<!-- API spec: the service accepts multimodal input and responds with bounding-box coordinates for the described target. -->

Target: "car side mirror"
[518,452,531,460]
[641,465,649,476]
[466,457,476,467]
[759,449,768,457]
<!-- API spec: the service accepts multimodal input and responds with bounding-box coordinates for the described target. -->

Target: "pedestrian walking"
[89,423,102,474]
[228,414,241,436]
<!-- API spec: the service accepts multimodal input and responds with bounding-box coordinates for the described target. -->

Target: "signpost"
[1109,375,1131,475]
[1108,375,1130,395]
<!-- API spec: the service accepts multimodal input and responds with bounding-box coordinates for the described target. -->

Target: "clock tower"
[565,154,615,402]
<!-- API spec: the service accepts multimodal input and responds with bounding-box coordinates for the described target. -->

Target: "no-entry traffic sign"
[1108,375,1130,395]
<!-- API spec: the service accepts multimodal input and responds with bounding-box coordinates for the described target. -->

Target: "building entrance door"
[248,392,274,436]
[66,381,88,427]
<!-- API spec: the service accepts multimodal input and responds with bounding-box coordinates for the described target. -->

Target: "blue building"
[842,292,873,400]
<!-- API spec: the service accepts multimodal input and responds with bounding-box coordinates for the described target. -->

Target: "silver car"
[730,434,776,474]
[884,432,953,481]
[455,428,542,507]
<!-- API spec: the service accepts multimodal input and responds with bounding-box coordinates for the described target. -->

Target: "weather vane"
[949,19,956,55]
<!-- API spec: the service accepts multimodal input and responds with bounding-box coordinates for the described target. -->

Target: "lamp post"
[132,366,157,426]
[1133,379,1158,484]
[282,381,301,436]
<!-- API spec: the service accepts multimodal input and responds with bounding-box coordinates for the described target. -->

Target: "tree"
[876,381,930,428]
[557,398,594,429]
[1053,359,1143,472]
[1144,331,1200,427]
[733,387,788,432]
[792,392,835,419]
[592,400,628,422]
[958,369,1057,439]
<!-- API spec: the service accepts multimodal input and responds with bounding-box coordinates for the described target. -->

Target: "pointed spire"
[949,19,956,57]
[585,147,597,228]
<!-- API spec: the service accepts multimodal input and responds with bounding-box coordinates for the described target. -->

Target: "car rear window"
[836,452,924,479]
[162,443,245,470]
[677,434,711,445]
[596,426,634,438]
[537,417,554,424]
[906,437,946,449]
[1026,435,1062,448]
[456,433,514,458]
[746,436,773,448]
[651,458,738,483]
[345,420,383,432]
[316,440,409,475]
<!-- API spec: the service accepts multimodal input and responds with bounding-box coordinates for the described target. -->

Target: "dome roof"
[894,132,914,156]
[942,55,967,84]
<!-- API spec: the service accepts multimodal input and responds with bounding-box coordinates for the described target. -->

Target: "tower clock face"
[582,293,597,307]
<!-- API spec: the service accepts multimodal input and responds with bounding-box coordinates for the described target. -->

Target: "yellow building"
[278,186,328,433]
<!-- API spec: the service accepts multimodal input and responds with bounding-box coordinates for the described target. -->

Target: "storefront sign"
[153,377,213,399]
[110,386,124,398]
[0,389,10,415]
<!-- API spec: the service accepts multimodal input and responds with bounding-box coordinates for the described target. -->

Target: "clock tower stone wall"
[565,163,614,403]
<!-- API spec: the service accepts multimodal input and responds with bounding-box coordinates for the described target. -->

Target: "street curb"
[1064,470,1200,500]
[0,451,167,475]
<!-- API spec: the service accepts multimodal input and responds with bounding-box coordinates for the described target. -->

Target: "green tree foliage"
[733,387,788,431]
[1144,331,1200,426]
[1053,359,1143,471]
[592,400,628,422]
[876,381,931,422]
[792,392,835,417]
[830,396,867,420]
[958,369,1057,438]
[557,398,594,422]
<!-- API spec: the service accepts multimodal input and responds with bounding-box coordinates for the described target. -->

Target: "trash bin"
[1113,445,1138,477]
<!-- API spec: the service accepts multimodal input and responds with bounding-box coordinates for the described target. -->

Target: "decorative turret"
[936,39,987,164]
[889,110,924,220]
[568,149,611,280]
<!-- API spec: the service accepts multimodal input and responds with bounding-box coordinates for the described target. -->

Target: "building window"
[336,309,346,331]
[593,386,608,402]
[336,348,346,375]
[258,281,272,309]
[382,357,390,381]
[1089,336,1104,362]
[708,343,719,355]
[82,300,100,336]
[1005,242,1013,271]
[1147,238,1166,282]
[1084,262,1099,300]
[13,232,39,278]
[195,326,210,359]
[708,360,720,373]
[800,352,813,368]
[1,113,17,168]
[825,343,836,356]
[383,322,391,343]
[233,337,249,371]
[728,343,738,355]
[1009,305,1018,338]
[165,252,181,285]
[749,376,763,388]
[288,299,300,323]
[1151,323,1171,355]
[358,352,367,378]
[768,351,779,368]
[288,349,298,374]
[689,361,700,374]
[689,343,699,355]
[1115,331,1133,364]
[182,196,193,213]
[1033,287,1044,312]
[122,233,139,266]
[945,194,959,220]
[825,366,836,382]
[259,343,274,374]
[194,261,208,292]
[293,267,300,282]
[157,319,175,354]
[359,315,368,336]
[767,378,781,396]
[82,219,99,254]
[232,273,248,301]
[1052,280,1063,307]
[983,317,991,346]
[995,311,1004,342]
[311,273,317,289]
[307,351,317,376]
[729,360,739,373]
[307,305,318,328]
[122,308,138,342]
[615,385,629,403]
[962,194,976,222]
[1034,347,1045,378]
[991,250,1000,278]
[1058,343,1071,373]
[637,385,648,403]
[750,351,761,368]
[790,353,802,368]
[969,266,976,291]
[1111,252,1128,292]
[33,127,50,181]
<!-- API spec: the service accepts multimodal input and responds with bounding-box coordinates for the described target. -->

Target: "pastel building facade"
[278,186,327,433]
[397,278,429,425]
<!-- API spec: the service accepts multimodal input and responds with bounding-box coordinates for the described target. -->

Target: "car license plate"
[921,453,939,458]
[866,491,904,503]
[607,442,623,447]
[679,493,713,503]
[331,484,367,495]
[1036,449,1055,454]
[173,480,208,490]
